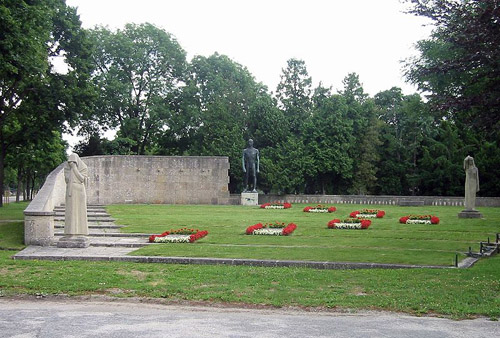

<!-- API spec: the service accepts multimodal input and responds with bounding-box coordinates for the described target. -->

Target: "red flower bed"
[327,218,371,229]
[303,205,336,213]
[350,209,385,218]
[399,215,440,224]
[260,202,292,209]
[246,222,297,235]
[149,228,208,243]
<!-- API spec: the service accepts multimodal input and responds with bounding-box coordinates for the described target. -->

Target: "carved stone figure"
[64,153,89,236]
[242,139,259,193]
[464,155,479,211]
[458,155,483,218]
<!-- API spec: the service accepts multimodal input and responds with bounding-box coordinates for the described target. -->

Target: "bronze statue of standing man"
[242,139,259,193]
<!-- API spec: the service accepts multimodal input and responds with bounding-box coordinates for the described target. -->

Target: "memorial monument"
[241,139,259,205]
[58,153,90,247]
[458,155,483,218]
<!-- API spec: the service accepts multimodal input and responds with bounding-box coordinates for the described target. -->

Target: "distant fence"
[230,194,500,207]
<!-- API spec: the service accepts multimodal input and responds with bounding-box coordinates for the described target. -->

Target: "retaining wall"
[23,163,66,245]
[83,155,230,205]
[231,194,500,207]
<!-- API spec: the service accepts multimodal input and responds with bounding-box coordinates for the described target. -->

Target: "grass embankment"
[0,202,498,319]
[0,202,28,250]
[107,204,500,266]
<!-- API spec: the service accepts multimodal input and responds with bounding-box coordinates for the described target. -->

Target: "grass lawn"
[0,202,27,250]
[0,202,499,319]
[107,204,500,266]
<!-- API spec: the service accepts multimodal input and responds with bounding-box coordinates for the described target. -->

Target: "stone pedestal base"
[241,192,258,206]
[458,210,483,219]
[57,235,90,248]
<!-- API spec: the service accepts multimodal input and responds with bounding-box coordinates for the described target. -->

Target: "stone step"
[54,232,150,238]
[54,208,109,215]
[54,212,109,216]
[54,234,151,248]
[54,224,123,229]
[54,216,115,222]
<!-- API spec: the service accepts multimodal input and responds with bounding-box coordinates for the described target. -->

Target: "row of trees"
[1,0,499,206]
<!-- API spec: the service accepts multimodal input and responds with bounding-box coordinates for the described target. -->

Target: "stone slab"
[458,210,483,218]
[57,236,90,248]
[241,192,258,206]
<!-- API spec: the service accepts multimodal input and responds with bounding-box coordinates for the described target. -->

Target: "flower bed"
[303,205,336,213]
[260,202,292,209]
[246,222,297,235]
[149,228,208,243]
[327,218,371,229]
[350,209,385,218]
[399,215,440,224]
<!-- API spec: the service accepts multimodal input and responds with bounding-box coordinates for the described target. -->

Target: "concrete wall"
[82,155,230,205]
[23,163,66,246]
[244,194,500,207]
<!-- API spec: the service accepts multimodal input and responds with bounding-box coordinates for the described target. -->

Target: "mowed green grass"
[0,202,499,318]
[107,204,500,266]
[0,202,27,250]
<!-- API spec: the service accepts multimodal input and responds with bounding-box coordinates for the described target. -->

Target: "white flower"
[154,235,191,243]
[265,205,285,209]
[334,223,362,229]
[406,220,431,224]
[252,228,284,235]
[355,214,377,218]
[309,209,328,213]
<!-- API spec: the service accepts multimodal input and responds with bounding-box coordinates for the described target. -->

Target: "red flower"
[350,211,360,218]
[246,223,263,234]
[260,203,270,209]
[328,206,337,213]
[376,210,385,218]
[283,202,292,209]
[282,223,297,235]
[399,216,409,224]
[303,206,312,212]
[327,219,340,228]
[360,219,371,229]
[431,216,440,224]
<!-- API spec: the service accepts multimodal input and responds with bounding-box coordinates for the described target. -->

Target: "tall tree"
[0,0,93,206]
[275,59,312,136]
[404,0,500,137]
[305,85,354,194]
[183,53,266,192]
[338,73,380,194]
[89,23,187,155]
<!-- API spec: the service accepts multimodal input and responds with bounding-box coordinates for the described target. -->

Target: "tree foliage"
[88,23,187,155]
[0,0,92,206]
[404,0,500,136]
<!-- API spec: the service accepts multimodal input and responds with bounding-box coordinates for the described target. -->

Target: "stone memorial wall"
[83,155,230,205]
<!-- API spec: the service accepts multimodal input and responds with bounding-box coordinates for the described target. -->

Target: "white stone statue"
[64,153,89,235]
[464,155,479,211]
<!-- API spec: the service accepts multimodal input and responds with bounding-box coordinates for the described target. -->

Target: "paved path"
[0,299,497,338]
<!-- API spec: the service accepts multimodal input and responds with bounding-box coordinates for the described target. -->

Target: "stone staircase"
[53,204,151,248]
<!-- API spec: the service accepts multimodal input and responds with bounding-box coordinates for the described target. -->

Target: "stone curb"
[12,252,452,270]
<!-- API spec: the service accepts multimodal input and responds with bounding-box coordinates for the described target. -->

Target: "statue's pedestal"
[241,192,258,206]
[458,210,483,219]
[57,235,90,248]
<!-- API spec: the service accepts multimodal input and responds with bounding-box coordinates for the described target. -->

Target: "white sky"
[66,0,433,96]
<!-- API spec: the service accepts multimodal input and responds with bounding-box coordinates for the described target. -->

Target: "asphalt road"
[0,299,498,337]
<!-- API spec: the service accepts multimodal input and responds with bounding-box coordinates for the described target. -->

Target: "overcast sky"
[66,0,434,97]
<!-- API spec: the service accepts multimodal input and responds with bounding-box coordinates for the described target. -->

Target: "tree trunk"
[0,149,4,208]
[16,168,23,202]
[25,175,30,201]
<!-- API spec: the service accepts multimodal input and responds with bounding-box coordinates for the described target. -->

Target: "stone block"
[458,210,483,218]
[24,213,54,246]
[57,235,90,248]
[241,192,258,206]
